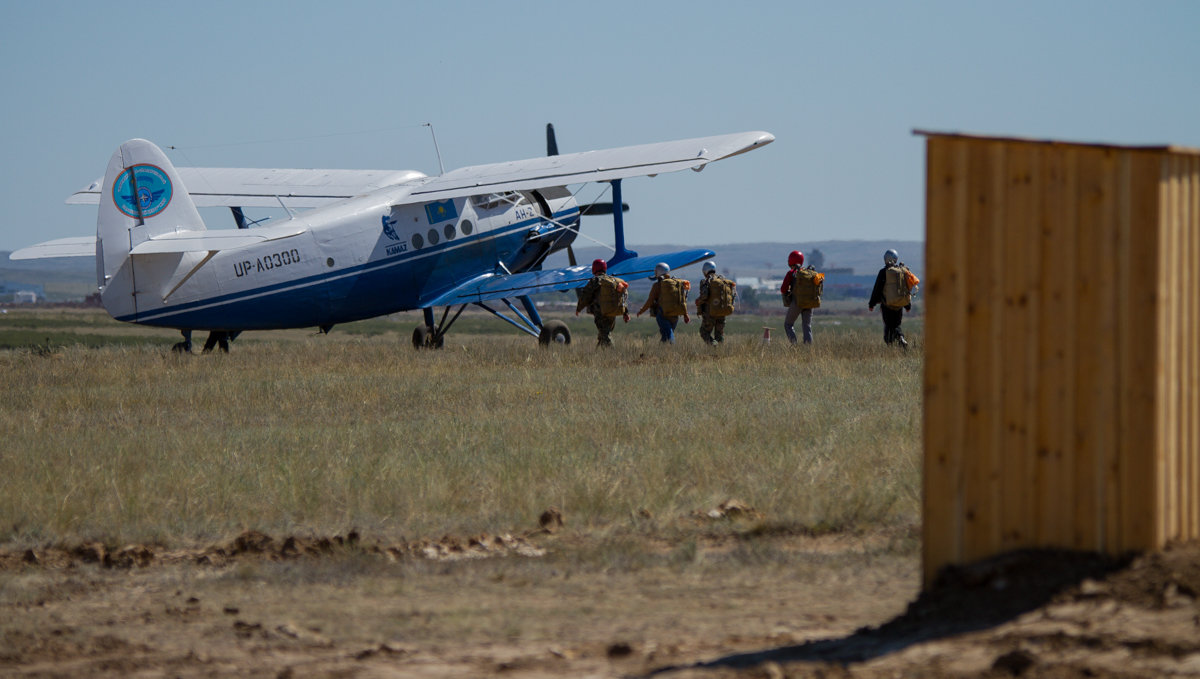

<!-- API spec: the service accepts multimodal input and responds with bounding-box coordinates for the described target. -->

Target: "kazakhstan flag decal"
[424,200,458,224]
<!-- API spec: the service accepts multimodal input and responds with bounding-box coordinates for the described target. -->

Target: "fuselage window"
[461,220,473,235]
[427,228,439,246]
[444,223,456,240]
[412,232,424,249]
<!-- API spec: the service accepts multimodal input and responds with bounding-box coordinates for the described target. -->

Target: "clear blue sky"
[2,0,1197,253]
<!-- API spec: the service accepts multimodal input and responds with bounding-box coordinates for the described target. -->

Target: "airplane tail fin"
[96,139,206,319]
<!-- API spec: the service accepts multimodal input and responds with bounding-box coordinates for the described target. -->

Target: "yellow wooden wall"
[921,133,1200,586]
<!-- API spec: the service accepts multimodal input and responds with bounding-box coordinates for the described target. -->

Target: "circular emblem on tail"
[112,164,172,218]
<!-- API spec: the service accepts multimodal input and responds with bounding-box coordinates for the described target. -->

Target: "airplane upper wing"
[67,169,427,208]
[424,249,715,307]
[64,131,773,208]
[404,131,774,203]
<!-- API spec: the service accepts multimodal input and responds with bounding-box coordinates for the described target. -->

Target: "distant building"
[2,281,44,303]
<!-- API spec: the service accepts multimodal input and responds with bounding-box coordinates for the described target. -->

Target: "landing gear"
[412,325,444,349]
[538,320,571,345]
[413,295,572,349]
[172,330,193,353]
[202,331,232,353]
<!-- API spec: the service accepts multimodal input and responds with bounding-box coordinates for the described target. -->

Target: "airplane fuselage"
[118,185,580,331]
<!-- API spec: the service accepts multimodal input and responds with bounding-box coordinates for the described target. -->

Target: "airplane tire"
[538,320,571,346]
[412,325,433,349]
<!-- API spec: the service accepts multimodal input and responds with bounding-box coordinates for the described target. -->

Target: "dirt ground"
[1,526,1198,678]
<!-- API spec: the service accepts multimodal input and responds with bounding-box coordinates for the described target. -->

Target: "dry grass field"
[2,307,1197,678]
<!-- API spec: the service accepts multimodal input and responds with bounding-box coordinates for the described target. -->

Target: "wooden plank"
[1072,146,1120,551]
[1179,155,1197,540]
[1115,151,1160,552]
[1189,157,1200,539]
[1162,155,1182,542]
[960,140,1005,562]
[1035,144,1078,548]
[922,137,971,586]
[1189,157,1200,540]
[999,142,1039,550]
[1107,150,1131,552]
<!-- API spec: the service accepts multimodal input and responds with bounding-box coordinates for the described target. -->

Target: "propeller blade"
[567,244,577,267]
[546,123,559,156]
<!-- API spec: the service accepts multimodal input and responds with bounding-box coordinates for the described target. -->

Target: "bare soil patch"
[2,528,1198,678]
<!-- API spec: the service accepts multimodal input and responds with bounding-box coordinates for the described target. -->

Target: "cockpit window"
[472,192,526,211]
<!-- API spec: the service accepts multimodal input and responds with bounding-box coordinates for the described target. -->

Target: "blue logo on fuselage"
[113,164,172,218]
[382,214,400,241]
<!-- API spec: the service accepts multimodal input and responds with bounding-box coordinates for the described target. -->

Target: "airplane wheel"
[412,325,444,349]
[412,325,433,349]
[538,320,571,345]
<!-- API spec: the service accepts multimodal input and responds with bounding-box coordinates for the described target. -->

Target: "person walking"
[693,260,736,345]
[781,250,823,345]
[637,262,690,343]
[576,258,630,346]
[868,249,918,348]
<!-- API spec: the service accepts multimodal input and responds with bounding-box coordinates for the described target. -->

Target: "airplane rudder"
[95,139,205,318]
[97,139,205,243]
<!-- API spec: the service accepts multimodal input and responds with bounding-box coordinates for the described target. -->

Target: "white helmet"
[702,261,716,275]
[652,262,670,279]
[884,249,899,265]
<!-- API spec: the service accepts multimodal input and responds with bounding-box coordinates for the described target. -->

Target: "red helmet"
[591,258,607,274]
[788,250,804,267]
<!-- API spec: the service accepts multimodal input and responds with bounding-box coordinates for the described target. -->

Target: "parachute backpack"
[706,275,736,317]
[596,275,630,317]
[657,277,690,316]
[883,263,919,309]
[791,266,825,309]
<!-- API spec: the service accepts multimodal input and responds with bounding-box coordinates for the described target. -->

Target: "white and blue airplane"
[10,127,774,351]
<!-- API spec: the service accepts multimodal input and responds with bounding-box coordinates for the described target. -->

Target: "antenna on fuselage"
[423,123,445,176]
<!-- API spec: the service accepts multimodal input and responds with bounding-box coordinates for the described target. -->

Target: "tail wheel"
[538,320,571,345]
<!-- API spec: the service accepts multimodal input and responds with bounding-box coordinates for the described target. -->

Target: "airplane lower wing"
[425,249,715,307]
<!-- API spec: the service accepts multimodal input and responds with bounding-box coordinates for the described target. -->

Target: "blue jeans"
[655,312,680,343]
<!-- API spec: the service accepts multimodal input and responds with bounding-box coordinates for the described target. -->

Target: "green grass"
[0,308,922,548]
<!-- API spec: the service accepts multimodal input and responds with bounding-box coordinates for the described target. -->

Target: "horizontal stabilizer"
[9,236,96,259]
[424,249,715,307]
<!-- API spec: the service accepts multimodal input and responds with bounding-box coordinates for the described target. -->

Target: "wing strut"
[608,179,637,266]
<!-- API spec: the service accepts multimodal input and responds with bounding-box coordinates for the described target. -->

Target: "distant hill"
[2,240,923,302]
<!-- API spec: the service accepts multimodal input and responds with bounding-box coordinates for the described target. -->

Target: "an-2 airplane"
[11,126,774,351]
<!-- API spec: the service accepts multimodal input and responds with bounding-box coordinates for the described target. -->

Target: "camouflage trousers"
[593,315,617,346]
[699,314,726,344]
